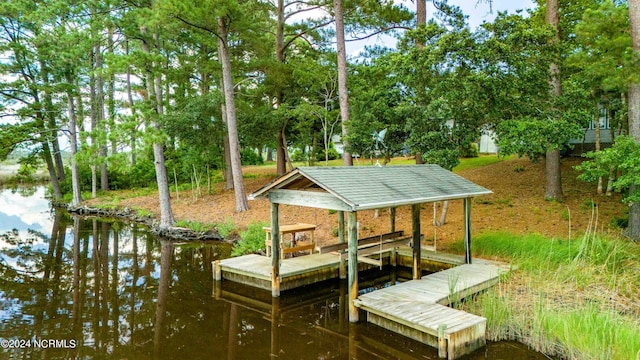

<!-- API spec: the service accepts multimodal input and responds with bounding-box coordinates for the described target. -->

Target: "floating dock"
[354,263,504,359]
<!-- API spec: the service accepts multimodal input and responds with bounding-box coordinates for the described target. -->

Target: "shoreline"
[65,204,225,242]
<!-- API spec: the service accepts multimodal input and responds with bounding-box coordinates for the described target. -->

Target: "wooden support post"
[338,210,346,279]
[438,324,448,358]
[271,203,281,297]
[348,211,359,322]
[270,296,280,358]
[349,323,358,360]
[390,248,397,267]
[412,204,422,280]
[389,207,396,233]
[338,210,345,243]
[213,260,221,281]
[213,279,221,299]
[464,198,472,264]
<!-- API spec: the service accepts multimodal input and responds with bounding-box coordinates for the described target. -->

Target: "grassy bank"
[452,232,640,359]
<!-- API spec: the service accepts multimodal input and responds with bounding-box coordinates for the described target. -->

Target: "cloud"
[0,187,53,233]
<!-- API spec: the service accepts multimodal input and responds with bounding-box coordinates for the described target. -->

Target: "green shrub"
[460,142,479,158]
[291,148,306,162]
[611,215,628,229]
[240,148,264,165]
[129,159,158,188]
[175,220,211,232]
[232,221,268,256]
[315,143,340,161]
[216,218,236,238]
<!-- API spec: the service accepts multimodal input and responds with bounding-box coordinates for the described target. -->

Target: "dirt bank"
[82,157,626,249]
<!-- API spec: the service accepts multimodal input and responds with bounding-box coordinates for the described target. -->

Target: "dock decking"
[215,253,341,291]
[354,263,503,359]
[214,250,507,359]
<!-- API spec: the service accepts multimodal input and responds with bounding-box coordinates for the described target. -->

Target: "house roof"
[249,165,492,211]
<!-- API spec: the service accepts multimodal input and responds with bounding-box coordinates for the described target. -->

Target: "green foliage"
[291,143,340,163]
[496,117,583,161]
[240,148,264,165]
[13,153,41,183]
[291,148,306,162]
[231,221,268,256]
[569,1,635,94]
[175,220,211,233]
[134,208,153,218]
[460,143,478,158]
[407,122,460,170]
[216,218,236,238]
[610,215,628,230]
[577,136,640,204]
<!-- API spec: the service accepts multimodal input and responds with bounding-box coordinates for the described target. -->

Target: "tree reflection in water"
[0,205,547,360]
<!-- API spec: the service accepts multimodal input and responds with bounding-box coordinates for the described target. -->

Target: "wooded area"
[0,0,639,238]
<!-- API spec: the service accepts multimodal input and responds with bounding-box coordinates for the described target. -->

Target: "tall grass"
[456,231,640,360]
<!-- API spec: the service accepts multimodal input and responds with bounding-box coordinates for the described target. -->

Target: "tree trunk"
[606,110,616,196]
[42,139,63,199]
[220,103,234,190]
[595,105,603,194]
[275,0,288,175]
[108,27,117,156]
[627,0,640,240]
[544,0,564,201]
[218,17,249,212]
[66,77,83,206]
[413,0,426,165]
[433,201,449,226]
[334,0,352,166]
[89,49,98,198]
[38,59,65,183]
[277,130,288,174]
[125,39,137,166]
[141,26,175,228]
[95,42,109,192]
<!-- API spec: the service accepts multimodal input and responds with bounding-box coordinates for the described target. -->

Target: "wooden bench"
[318,231,411,266]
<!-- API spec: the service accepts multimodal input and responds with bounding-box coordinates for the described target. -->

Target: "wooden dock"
[215,253,341,291]
[354,263,504,359]
[214,250,507,359]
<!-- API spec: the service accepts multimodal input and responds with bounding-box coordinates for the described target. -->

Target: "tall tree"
[0,0,66,199]
[218,15,249,211]
[413,0,427,164]
[628,0,640,239]
[544,0,564,201]
[334,0,353,166]
[138,13,175,228]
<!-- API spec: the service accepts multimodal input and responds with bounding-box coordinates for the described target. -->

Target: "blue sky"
[347,0,537,56]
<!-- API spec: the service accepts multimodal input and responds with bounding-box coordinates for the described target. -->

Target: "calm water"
[0,187,549,360]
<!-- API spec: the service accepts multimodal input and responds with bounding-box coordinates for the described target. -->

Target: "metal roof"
[250,165,492,211]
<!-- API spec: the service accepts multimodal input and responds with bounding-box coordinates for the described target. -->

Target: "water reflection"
[0,188,548,359]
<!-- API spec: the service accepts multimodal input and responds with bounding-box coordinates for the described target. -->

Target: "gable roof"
[249,165,492,212]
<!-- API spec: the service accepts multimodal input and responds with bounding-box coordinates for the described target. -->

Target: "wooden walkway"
[354,263,504,359]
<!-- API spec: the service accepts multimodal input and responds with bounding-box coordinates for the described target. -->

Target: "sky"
[347,0,537,56]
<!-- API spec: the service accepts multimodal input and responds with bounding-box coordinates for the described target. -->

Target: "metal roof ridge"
[297,167,357,207]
